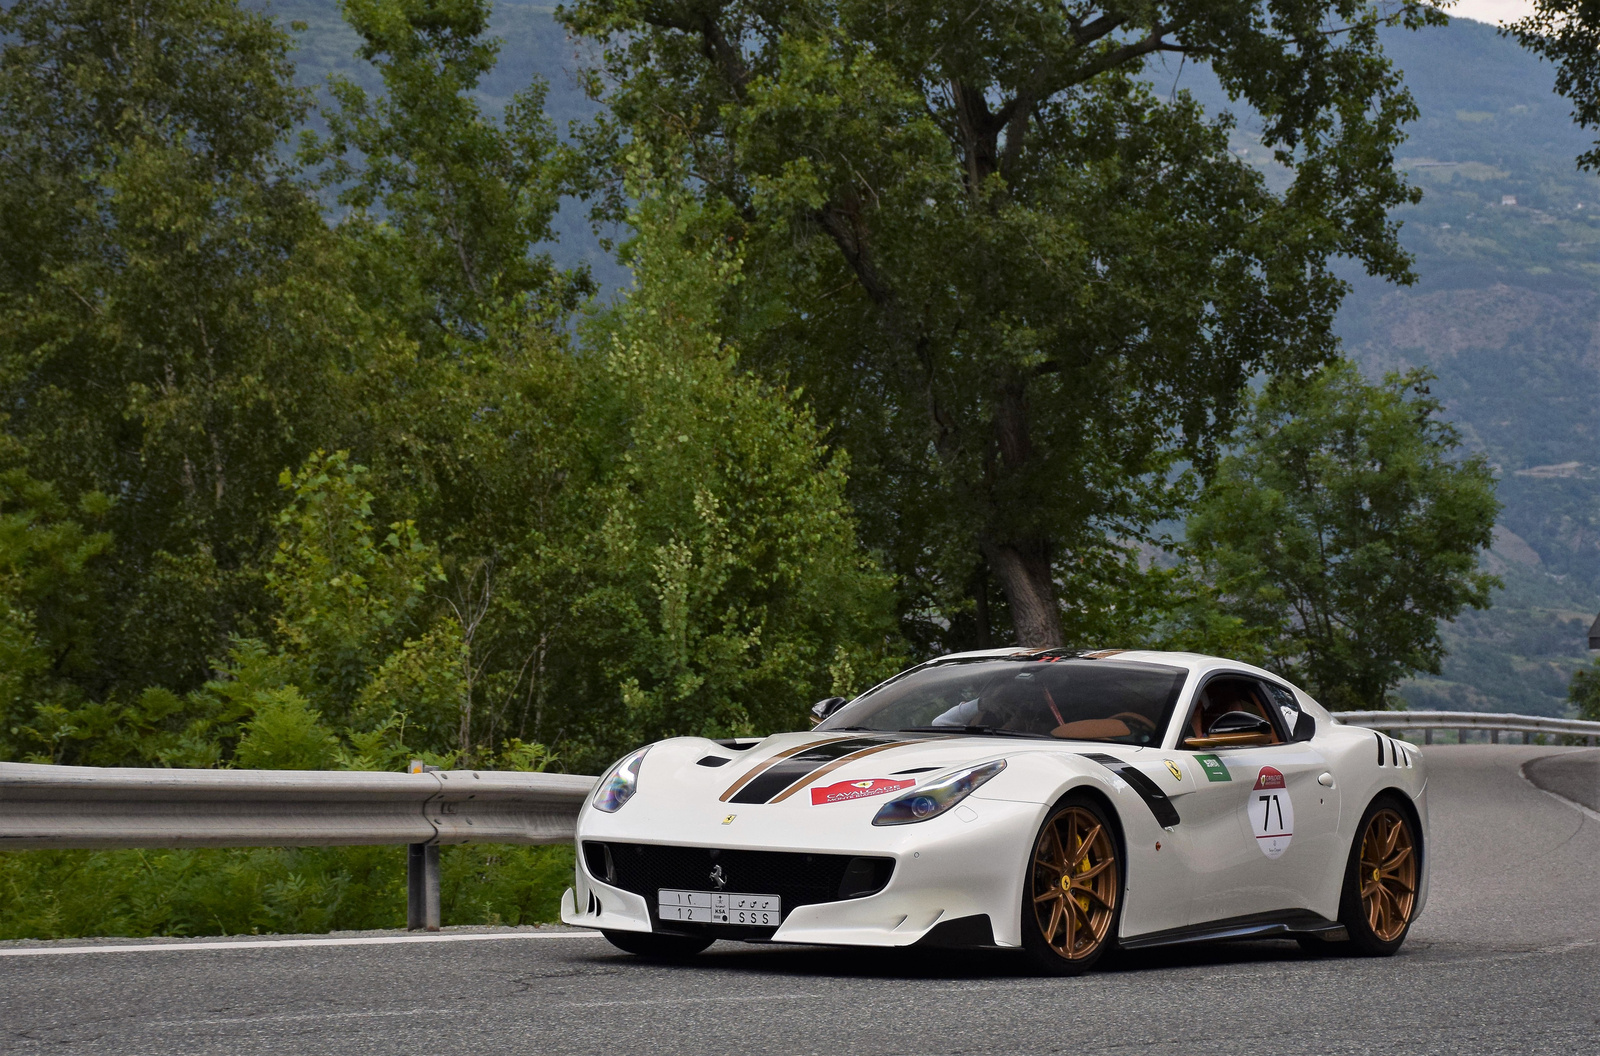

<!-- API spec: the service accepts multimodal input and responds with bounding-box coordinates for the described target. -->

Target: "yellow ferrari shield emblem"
[722,814,737,825]
[1164,760,1183,781]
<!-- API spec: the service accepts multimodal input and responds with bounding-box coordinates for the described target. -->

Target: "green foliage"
[0,453,114,762]
[1185,361,1501,709]
[233,688,341,770]
[0,0,355,696]
[0,843,574,939]
[1570,660,1600,723]
[267,451,448,712]
[1510,0,1600,171]
[561,0,1444,651]
[565,169,902,754]
[303,0,592,340]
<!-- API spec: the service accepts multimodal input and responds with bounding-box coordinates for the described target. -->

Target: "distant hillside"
[1345,21,1599,715]
[263,5,1598,714]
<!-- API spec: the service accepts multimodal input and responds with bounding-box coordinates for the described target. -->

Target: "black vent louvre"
[583,841,893,938]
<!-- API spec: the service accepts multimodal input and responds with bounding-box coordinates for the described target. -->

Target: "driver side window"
[1183,676,1285,748]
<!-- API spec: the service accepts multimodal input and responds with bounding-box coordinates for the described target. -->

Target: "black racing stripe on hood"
[728,737,901,804]
[1082,753,1181,828]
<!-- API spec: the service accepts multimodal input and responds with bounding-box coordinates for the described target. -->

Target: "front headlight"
[872,759,1006,826]
[593,746,649,812]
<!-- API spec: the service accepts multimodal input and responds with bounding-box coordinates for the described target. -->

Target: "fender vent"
[696,756,732,767]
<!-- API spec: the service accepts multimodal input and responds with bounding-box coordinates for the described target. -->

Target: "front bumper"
[560,795,1043,948]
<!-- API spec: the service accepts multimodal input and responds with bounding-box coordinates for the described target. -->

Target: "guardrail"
[0,760,596,930]
[1333,710,1600,746]
[3,713,1593,932]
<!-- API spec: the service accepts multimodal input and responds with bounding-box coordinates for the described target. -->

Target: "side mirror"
[1207,711,1273,737]
[810,696,848,725]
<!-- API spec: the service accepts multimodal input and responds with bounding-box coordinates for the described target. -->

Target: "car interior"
[1181,676,1285,749]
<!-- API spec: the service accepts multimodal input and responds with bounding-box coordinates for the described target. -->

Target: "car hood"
[624,729,1148,816]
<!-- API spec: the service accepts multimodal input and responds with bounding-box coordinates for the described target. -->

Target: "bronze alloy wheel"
[1359,807,1417,943]
[1030,804,1119,963]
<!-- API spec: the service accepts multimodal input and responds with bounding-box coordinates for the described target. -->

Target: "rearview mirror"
[810,696,847,725]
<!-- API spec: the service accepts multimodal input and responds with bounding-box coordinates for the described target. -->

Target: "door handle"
[1317,772,1335,788]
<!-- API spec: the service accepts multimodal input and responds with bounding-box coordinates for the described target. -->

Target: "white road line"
[1519,758,1600,823]
[0,930,604,957]
[160,1008,477,1026]
[563,994,814,1009]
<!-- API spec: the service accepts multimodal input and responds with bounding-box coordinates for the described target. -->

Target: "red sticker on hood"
[810,778,915,805]
[1253,766,1286,791]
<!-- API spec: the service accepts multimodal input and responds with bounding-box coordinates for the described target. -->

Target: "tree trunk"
[983,538,1063,648]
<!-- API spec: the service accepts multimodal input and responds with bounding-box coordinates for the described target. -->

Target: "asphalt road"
[3,745,1598,1056]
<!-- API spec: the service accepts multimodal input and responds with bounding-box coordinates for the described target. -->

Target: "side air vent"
[838,857,894,899]
[696,755,732,767]
[582,841,617,883]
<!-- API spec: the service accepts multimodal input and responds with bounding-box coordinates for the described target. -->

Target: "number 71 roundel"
[1248,766,1294,859]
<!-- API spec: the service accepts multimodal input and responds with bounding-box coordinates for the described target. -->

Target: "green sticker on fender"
[1193,754,1231,782]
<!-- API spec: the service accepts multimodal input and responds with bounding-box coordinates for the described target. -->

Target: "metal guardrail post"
[407,760,442,932]
[406,843,441,931]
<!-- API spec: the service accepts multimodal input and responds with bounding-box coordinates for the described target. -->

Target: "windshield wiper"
[896,725,1051,740]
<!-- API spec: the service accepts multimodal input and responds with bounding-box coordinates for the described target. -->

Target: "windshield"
[819,657,1189,746]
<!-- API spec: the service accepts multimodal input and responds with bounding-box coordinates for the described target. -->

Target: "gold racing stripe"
[718,736,847,803]
[766,741,918,803]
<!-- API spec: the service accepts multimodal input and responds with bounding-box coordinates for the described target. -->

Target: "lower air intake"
[583,842,894,937]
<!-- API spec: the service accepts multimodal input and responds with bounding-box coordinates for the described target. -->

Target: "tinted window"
[1262,682,1313,741]
[819,659,1188,746]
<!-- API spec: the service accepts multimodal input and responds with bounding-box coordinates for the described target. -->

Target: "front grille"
[583,841,894,939]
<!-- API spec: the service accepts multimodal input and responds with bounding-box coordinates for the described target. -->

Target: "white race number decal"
[1248,766,1294,859]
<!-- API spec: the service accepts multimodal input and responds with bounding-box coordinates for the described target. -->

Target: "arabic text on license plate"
[657,889,780,926]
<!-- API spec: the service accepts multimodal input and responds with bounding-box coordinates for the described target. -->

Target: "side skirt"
[1119,910,1348,951]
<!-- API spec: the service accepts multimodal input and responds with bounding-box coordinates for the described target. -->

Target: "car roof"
[923,648,1330,717]
[929,647,1294,685]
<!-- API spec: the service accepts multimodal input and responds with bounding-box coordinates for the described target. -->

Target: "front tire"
[1020,796,1122,975]
[602,929,713,959]
[1337,795,1419,956]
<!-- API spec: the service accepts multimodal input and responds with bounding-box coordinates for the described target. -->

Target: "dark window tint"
[1263,682,1313,742]
[1186,676,1284,743]
[818,659,1188,746]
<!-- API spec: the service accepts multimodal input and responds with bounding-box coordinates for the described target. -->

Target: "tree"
[0,444,113,763]
[1185,361,1499,710]
[0,0,356,696]
[561,0,1443,651]
[1570,661,1600,723]
[1510,3,1600,170]
[561,169,902,757]
[304,0,592,340]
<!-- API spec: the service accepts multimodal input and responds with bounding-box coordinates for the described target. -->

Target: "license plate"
[657,889,781,926]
